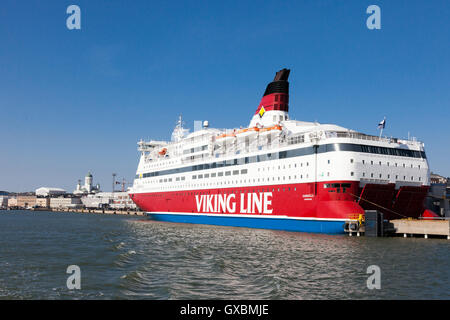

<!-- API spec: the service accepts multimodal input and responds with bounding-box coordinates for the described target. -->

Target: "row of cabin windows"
[147,186,305,197]
[361,172,421,181]
[258,162,309,172]
[144,174,312,188]
[361,159,421,169]
[193,169,248,180]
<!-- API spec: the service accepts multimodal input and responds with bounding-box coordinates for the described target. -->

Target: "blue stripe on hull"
[147,213,346,234]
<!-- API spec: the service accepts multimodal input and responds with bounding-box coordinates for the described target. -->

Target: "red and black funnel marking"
[255,68,290,116]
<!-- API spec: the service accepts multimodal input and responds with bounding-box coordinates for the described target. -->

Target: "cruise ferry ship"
[129,69,435,234]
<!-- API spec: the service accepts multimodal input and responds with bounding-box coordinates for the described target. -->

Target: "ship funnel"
[249,68,290,128]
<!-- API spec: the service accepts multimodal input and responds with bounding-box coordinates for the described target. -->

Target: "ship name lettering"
[195,192,272,214]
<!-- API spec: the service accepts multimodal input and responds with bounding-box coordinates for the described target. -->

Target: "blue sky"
[0,0,449,192]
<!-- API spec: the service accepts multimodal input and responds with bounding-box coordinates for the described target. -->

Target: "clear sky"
[0,0,449,192]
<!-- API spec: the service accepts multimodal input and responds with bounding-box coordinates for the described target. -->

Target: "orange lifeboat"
[259,125,282,132]
[236,126,260,135]
[158,148,167,155]
[216,132,236,139]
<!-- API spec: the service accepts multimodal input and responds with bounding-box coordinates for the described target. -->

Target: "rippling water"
[0,210,449,299]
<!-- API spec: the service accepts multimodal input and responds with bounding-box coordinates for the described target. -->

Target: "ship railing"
[332,131,423,146]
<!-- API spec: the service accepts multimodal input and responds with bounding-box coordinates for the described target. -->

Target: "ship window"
[225,171,231,176]
[275,95,279,101]
[218,172,223,177]
[233,170,239,175]
[176,177,180,181]
[332,183,340,188]
[192,175,197,179]
[204,174,209,178]
[351,172,354,176]
[198,174,203,179]
[241,169,248,174]
[211,173,216,177]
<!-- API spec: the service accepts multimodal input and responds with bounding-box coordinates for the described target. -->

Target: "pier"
[346,210,450,239]
[390,219,450,239]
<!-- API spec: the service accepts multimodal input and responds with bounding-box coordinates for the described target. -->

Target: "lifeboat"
[259,125,282,132]
[236,127,260,135]
[158,148,167,155]
[216,130,237,140]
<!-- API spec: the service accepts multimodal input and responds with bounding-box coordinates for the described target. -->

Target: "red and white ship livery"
[129,69,435,234]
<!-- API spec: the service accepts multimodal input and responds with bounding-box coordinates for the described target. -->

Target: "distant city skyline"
[1,0,449,192]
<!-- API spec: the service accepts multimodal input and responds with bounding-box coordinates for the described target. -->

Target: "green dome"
[86,172,93,178]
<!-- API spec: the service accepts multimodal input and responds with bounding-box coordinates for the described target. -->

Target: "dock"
[346,210,450,239]
[390,219,450,239]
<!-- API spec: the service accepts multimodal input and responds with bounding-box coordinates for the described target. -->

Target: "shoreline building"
[82,192,137,210]
[50,197,82,210]
[35,187,66,198]
[0,195,9,209]
[74,172,101,195]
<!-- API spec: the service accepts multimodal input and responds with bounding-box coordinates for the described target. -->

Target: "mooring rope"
[348,192,410,219]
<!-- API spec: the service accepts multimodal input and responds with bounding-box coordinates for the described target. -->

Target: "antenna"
[112,173,117,193]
